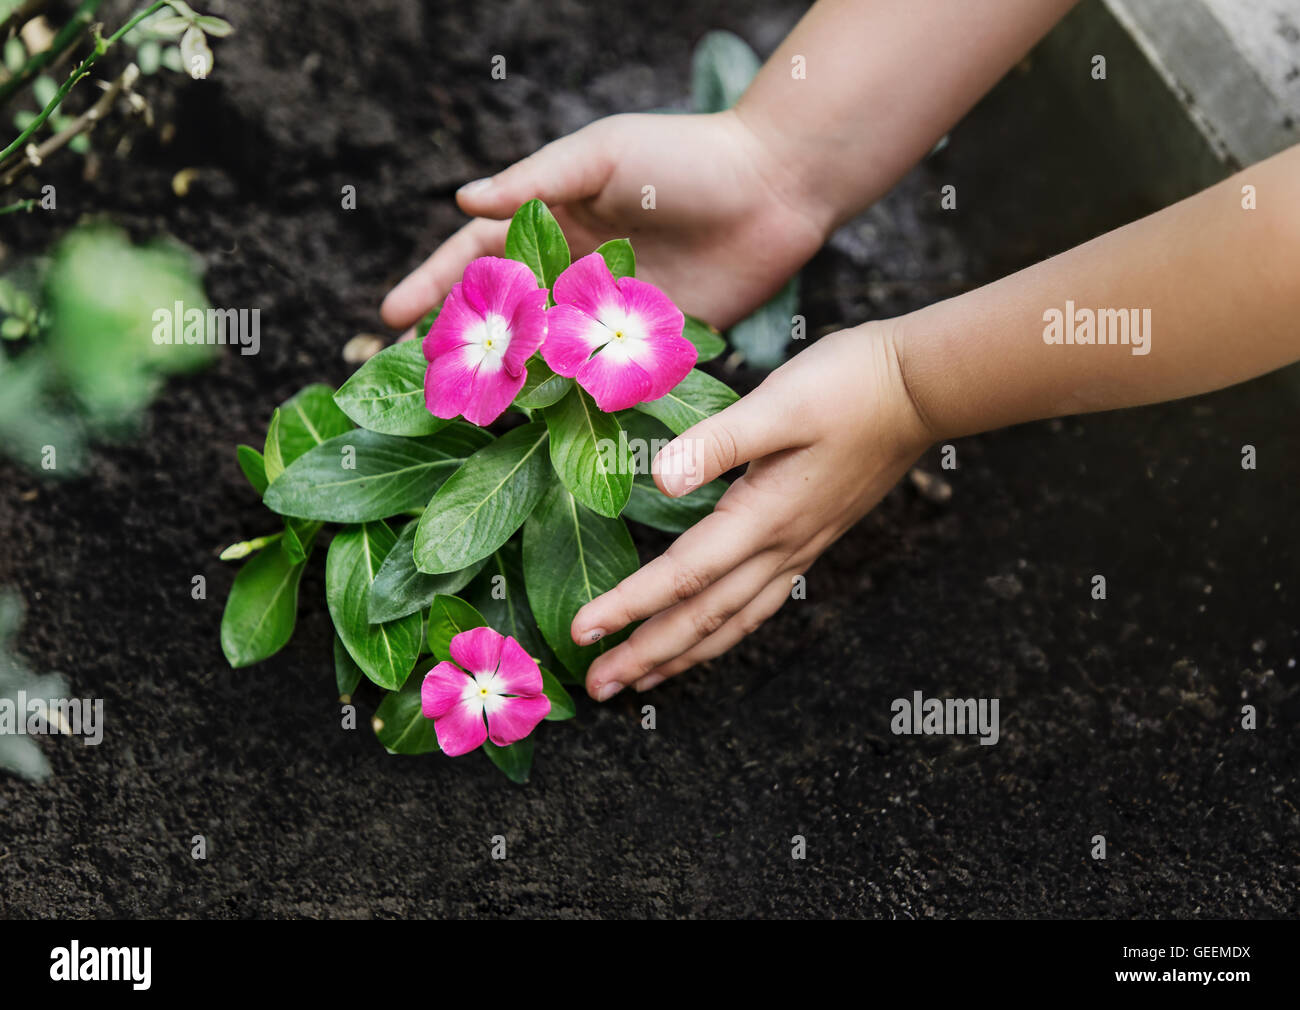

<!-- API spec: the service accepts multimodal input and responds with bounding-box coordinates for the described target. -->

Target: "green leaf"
[482,738,534,783]
[633,368,739,435]
[221,542,307,668]
[413,422,551,575]
[334,340,448,436]
[543,385,632,518]
[264,384,353,482]
[595,238,635,279]
[541,668,576,721]
[514,356,572,409]
[195,15,235,37]
[334,634,363,697]
[691,30,761,114]
[729,275,800,369]
[625,474,726,533]
[467,542,559,675]
[504,199,570,291]
[373,674,440,755]
[523,484,639,678]
[369,521,487,623]
[326,522,422,691]
[683,314,727,363]
[425,594,488,661]
[236,444,268,495]
[264,425,490,523]
[282,519,321,564]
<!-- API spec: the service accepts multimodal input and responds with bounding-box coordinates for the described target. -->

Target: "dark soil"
[1,0,1296,918]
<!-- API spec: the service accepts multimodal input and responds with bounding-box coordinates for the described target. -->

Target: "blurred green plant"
[0,221,213,473]
[0,589,67,781]
[691,30,801,370]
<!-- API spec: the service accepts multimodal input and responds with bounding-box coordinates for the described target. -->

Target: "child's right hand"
[570,321,934,698]
[380,110,831,334]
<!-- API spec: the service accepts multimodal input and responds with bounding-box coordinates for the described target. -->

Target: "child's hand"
[571,322,933,698]
[380,110,830,333]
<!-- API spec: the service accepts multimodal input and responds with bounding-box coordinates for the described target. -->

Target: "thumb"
[455,122,616,219]
[651,385,799,498]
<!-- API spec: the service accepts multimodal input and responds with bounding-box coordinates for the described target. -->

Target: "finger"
[380,217,509,329]
[584,551,784,699]
[633,569,798,692]
[652,381,807,498]
[454,123,616,220]
[570,484,785,646]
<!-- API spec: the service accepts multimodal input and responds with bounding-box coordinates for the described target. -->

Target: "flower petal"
[421,662,469,720]
[461,256,543,319]
[423,281,480,358]
[449,626,506,676]
[494,635,544,696]
[615,277,695,399]
[434,697,488,757]
[540,303,610,377]
[484,694,551,747]
[423,343,477,420]
[576,344,653,411]
[459,364,526,427]
[502,287,549,376]
[552,252,622,321]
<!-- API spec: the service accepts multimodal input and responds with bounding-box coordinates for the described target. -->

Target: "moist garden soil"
[0,0,1296,917]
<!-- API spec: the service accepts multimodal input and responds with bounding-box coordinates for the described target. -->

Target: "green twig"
[0,0,167,167]
[0,0,103,107]
[0,198,35,215]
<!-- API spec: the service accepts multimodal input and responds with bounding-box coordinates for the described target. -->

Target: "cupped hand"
[570,322,934,699]
[380,109,830,333]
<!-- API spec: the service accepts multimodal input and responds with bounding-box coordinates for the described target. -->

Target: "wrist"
[861,317,940,455]
[723,105,839,245]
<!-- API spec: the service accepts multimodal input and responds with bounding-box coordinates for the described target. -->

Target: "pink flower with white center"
[423,256,548,426]
[541,253,696,412]
[420,627,551,756]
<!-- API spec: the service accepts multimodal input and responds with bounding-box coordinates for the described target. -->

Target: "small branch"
[0,62,139,189]
[0,0,103,107]
[1,0,52,43]
[0,197,36,215]
[0,0,166,165]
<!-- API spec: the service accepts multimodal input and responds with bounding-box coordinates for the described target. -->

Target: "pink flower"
[420,627,551,756]
[541,253,696,412]
[423,256,548,426]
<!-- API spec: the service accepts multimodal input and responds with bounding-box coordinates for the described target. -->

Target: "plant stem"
[0,62,139,188]
[0,0,102,107]
[0,198,35,215]
[0,0,168,164]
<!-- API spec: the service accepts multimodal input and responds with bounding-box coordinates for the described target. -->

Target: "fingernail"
[585,628,605,644]
[656,444,689,497]
[458,177,492,195]
[596,681,623,702]
[635,674,665,693]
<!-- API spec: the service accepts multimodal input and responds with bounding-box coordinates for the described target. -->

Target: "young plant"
[0,0,232,204]
[220,200,733,782]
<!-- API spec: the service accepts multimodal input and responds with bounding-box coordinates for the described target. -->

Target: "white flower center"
[465,312,512,370]
[462,669,504,714]
[593,304,648,362]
